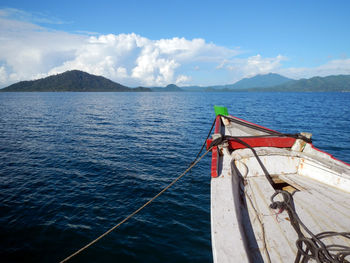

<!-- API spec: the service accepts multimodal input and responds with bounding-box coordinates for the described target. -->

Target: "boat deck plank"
[211,114,350,262]
[211,174,250,262]
[281,174,350,232]
[245,176,298,262]
[281,173,350,210]
[246,173,350,262]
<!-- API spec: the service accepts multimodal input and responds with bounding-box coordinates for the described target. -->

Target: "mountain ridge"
[228,73,294,89]
[1,70,350,92]
[150,84,183,92]
[244,74,350,92]
[0,70,151,92]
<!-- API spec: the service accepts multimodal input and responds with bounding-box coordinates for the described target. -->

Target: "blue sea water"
[0,92,350,263]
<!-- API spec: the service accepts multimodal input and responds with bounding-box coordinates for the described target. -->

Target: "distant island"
[1,70,350,92]
[180,73,350,92]
[243,75,350,92]
[0,70,151,92]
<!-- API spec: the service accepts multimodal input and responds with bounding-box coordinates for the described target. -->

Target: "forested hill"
[0,70,151,92]
[2,70,350,92]
[228,73,293,89]
[244,75,350,92]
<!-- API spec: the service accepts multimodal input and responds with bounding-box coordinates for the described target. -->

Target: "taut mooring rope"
[60,147,212,263]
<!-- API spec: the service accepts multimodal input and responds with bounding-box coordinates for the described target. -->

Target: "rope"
[192,116,217,163]
[219,114,312,143]
[59,114,315,262]
[60,148,212,263]
[222,123,349,262]
[219,114,282,135]
[243,180,272,263]
[226,136,276,187]
[270,191,350,263]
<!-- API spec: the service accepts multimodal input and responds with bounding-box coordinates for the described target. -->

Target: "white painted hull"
[210,115,350,262]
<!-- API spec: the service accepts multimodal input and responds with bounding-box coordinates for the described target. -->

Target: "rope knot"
[209,133,224,148]
[269,201,286,211]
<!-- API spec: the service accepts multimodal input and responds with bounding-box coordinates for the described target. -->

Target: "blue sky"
[0,0,349,87]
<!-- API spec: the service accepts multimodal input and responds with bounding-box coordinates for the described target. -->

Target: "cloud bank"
[47,34,240,86]
[1,8,350,88]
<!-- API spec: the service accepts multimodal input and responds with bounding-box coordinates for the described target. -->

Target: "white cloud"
[48,34,200,86]
[116,67,128,78]
[279,58,350,79]
[1,8,350,88]
[221,54,287,80]
[176,74,191,84]
[0,66,7,83]
[244,54,286,75]
[49,34,240,86]
[0,13,241,87]
[0,15,85,85]
[216,59,229,69]
[219,55,350,82]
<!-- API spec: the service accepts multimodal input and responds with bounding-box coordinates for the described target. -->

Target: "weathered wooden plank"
[245,176,299,262]
[210,114,350,262]
[281,174,350,228]
[211,172,250,262]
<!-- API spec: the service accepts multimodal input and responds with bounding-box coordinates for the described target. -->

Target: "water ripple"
[0,92,349,262]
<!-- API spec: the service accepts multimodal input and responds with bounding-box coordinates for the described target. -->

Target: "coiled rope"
[223,125,350,262]
[228,135,350,262]
[270,191,350,263]
[60,118,218,263]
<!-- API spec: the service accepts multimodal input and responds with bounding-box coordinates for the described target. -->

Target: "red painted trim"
[211,146,219,178]
[208,116,222,178]
[207,114,350,179]
[310,144,350,167]
[214,115,221,133]
[207,137,296,150]
[228,137,296,149]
